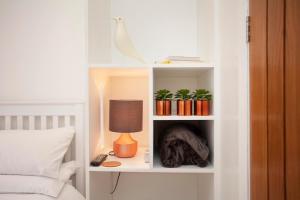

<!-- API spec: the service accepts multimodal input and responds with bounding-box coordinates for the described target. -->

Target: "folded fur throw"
[159,124,210,168]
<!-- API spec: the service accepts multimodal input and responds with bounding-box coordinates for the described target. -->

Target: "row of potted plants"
[155,89,212,116]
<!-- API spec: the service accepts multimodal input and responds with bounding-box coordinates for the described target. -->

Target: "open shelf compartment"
[88,67,151,171]
[153,120,214,173]
[153,67,214,116]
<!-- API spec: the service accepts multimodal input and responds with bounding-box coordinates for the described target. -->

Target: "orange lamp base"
[113,133,138,158]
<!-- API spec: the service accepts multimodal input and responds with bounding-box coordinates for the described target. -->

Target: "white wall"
[111,0,198,64]
[89,0,210,64]
[215,0,248,199]
[88,0,111,64]
[0,0,86,101]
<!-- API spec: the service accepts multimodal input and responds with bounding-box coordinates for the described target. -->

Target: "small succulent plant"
[154,89,173,100]
[175,89,192,100]
[192,89,212,100]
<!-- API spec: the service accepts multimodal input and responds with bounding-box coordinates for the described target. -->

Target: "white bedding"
[0,184,85,200]
[0,128,75,178]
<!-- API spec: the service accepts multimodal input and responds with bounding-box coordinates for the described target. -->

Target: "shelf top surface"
[89,63,214,69]
[154,63,214,68]
[152,156,214,174]
[89,147,150,172]
[153,115,214,120]
[88,147,214,173]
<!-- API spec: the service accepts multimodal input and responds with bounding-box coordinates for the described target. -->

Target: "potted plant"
[202,93,212,116]
[154,89,173,115]
[192,89,212,116]
[192,89,208,115]
[175,89,192,115]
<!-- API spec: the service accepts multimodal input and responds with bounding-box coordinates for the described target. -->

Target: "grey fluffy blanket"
[159,124,210,168]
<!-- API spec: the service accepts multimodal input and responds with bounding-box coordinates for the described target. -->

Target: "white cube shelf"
[88,65,216,171]
[87,64,218,200]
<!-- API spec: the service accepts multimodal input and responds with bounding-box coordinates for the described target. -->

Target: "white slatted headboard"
[0,102,85,195]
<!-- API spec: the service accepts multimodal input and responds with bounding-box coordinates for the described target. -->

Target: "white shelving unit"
[87,0,220,199]
[87,64,218,200]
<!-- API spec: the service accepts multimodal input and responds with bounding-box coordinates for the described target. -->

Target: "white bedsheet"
[0,184,85,200]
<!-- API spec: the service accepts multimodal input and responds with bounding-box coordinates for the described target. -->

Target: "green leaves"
[154,88,212,101]
[192,89,212,100]
[175,89,192,100]
[154,89,173,100]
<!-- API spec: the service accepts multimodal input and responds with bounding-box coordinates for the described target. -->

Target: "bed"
[0,102,86,200]
[0,184,84,200]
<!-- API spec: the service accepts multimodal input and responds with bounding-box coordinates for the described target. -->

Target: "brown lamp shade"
[109,100,143,133]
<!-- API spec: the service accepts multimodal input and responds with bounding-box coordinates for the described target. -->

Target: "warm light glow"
[89,68,150,157]
[98,82,105,150]
[116,133,137,144]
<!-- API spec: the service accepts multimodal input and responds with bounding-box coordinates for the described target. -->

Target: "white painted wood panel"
[112,173,203,200]
[28,116,35,130]
[16,116,23,129]
[41,116,47,130]
[65,116,71,127]
[52,116,59,128]
[4,116,11,130]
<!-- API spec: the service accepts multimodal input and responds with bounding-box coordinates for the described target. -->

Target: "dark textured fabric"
[159,124,210,168]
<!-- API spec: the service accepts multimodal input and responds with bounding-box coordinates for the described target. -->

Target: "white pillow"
[0,128,75,178]
[59,161,79,182]
[0,175,64,197]
[0,161,78,197]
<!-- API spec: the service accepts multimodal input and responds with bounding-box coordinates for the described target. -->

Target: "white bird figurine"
[113,16,146,63]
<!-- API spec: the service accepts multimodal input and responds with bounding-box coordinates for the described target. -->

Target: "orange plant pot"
[194,100,203,115]
[177,100,185,115]
[202,100,210,116]
[184,100,192,115]
[164,100,172,115]
[156,100,164,115]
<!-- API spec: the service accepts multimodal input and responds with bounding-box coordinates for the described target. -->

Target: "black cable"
[111,172,121,195]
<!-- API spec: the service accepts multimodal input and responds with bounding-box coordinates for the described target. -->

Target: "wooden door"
[285,0,300,199]
[250,0,300,199]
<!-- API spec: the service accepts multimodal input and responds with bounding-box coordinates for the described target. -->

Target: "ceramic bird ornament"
[113,16,146,63]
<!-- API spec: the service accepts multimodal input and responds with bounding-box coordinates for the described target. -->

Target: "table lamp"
[109,100,143,158]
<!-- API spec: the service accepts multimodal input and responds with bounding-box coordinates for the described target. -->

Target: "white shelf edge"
[89,165,214,174]
[153,115,214,121]
[89,63,152,68]
[151,166,215,174]
[152,154,214,174]
[89,166,152,173]
[88,63,214,69]
[88,150,214,174]
[154,63,215,68]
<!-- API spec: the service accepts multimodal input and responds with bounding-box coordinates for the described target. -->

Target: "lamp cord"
[111,172,121,195]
